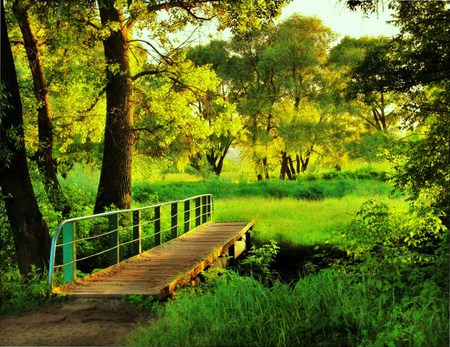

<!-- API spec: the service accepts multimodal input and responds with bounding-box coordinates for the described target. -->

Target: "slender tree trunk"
[262,156,270,179]
[287,155,296,180]
[280,151,293,180]
[12,1,70,217]
[1,2,50,275]
[280,152,287,179]
[94,0,133,213]
[380,92,387,131]
[206,142,231,176]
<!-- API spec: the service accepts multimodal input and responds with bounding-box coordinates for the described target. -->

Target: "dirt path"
[0,298,153,346]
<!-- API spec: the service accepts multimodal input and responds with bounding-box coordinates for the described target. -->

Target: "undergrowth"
[0,266,49,315]
[126,199,449,347]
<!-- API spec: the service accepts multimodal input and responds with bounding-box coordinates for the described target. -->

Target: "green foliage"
[239,240,280,284]
[0,198,15,274]
[0,266,49,315]
[341,199,447,264]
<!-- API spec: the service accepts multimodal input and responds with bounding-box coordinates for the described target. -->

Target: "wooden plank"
[54,220,255,299]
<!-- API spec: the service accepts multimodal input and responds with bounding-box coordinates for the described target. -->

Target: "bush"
[0,266,49,315]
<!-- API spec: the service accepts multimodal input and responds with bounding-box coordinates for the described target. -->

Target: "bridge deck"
[53,221,255,299]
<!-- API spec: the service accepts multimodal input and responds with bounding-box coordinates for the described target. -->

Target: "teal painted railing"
[48,194,213,290]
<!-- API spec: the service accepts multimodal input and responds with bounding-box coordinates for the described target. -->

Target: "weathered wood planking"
[53,221,255,299]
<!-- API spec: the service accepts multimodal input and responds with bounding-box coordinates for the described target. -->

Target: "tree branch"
[82,85,107,113]
[128,39,175,65]
[147,0,221,13]
[131,69,167,81]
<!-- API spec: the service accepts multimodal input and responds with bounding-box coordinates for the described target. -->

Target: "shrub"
[0,266,49,315]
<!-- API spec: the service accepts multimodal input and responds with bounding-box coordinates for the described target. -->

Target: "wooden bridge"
[48,195,254,299]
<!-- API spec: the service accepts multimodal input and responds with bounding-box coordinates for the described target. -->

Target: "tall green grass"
[126,270,448,347]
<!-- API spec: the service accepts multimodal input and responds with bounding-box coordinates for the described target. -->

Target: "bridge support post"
[133,210,142,255]
[184,200,190,234]
[62,222,76,283]
[155,206,161,246]
[108,215,119,266]
[229,244,235,266]
[245,229,252,251]
[171,202,178,239]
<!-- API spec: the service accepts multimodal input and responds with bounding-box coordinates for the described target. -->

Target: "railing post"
[133,210,142,255]
[184,200,190,234]
[62,222,76,283]
[155,206,161,246]
[202,195,207,224]
[171,202,178,239]
[108,214,119,266]
[207,195,212,221]
[195,197,201,227]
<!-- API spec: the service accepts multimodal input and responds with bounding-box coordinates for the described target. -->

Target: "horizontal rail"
[48,194,213,290]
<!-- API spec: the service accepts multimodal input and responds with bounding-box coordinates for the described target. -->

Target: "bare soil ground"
[0,298,153,346]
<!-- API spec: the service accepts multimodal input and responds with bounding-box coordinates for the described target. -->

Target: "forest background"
[0,0,449,346]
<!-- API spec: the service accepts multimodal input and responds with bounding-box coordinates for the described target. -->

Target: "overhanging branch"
[132,69,167,81]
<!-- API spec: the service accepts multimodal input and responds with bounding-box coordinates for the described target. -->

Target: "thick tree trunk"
[0,3,50,275]
[12,1,70,217]
[94,0,133,213]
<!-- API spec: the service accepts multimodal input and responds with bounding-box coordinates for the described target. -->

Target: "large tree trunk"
[12,1,70,217]
[0,2,50,275]
[94,0,133,213]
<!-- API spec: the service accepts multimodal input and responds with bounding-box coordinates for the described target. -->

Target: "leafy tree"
[393,2,448,225]
[187,40,245,176]
[329,36,401,134]
[93,0,291,212]
[11,0,70,216]
[133,53,240,176]
[345,1,450,223]
[226,15,336,179]
[1,0,50,276]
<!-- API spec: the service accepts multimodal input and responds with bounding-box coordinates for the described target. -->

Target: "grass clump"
[126,268,448,347]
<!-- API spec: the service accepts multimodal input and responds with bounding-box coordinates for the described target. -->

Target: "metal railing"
[48,194,213,289]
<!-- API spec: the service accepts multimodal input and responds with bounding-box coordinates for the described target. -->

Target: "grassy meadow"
[123,162,447,347]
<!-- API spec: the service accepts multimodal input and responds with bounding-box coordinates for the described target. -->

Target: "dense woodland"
[0,0,449,345]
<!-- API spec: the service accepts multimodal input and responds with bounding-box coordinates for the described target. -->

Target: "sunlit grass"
[214,196,407,245]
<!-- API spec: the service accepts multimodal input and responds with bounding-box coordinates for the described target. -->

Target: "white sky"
[279,0,399,39]
[172,1,399,47]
